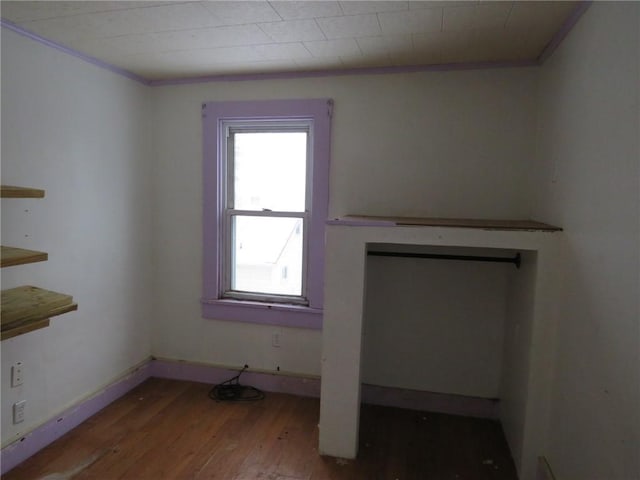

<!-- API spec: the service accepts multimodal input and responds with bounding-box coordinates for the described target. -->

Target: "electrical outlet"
[272,332,281,348]
[13,400,26,424]
[11,362,23,387]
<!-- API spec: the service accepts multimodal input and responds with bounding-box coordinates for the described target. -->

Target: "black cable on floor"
[209,365,265,402]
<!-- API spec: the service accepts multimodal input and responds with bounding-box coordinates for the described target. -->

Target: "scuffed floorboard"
[37,449,110,480]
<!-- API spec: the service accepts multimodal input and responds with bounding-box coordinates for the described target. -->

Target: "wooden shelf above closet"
[1,246,48,268]
[1,286,77,341]
[331,215,562,231]
[1,185,45,198]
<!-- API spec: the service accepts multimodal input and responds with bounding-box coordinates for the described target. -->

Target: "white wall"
[532,3,640,479]
[362,248,509,398]
[1,30,153,445]
[500,251,537,472]
[150,68,538,387]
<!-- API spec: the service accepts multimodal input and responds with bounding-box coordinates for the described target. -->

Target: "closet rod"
[367,251,521,268]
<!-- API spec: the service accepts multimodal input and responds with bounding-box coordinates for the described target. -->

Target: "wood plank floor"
[5,378,517,480]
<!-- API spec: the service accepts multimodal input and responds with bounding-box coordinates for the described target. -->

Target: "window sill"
[201,298,322,329]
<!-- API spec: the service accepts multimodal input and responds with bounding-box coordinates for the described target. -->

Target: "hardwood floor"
[5,378,517,480]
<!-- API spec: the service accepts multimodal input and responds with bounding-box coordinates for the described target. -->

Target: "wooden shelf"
[1,319,50,341]
[1,246,48,268]
[333,215,562,231]
[1,286,77,340]
[1,185,45,198]
[2,183,74,339]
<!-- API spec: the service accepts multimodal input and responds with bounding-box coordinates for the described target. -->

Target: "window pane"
[233,131,307,212]
[231,216,303,296]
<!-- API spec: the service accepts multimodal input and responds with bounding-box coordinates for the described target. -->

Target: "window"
[223,123,309,304]
[202,99,332,329]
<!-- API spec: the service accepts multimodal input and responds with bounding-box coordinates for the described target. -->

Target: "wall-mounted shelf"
[2,318,50,341]
[1,185,45,198]
[1,184,77,340]
[1,286,77,340]
[1,246,48,268]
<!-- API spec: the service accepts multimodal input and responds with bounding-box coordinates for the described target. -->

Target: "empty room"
[1,1,638,479]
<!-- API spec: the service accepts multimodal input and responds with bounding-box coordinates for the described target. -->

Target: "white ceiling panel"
[356,33,421,66]
[0,1,154,22]
[253,42,312,61]
[378,7,443,35]
[443,2,512,31]
[269,1,343,20]
[258,19,326,43]
[412,31,451,64]
[221,59,302,74]
[190,45,265,63]
[190,24,272,49]
[19,4,220,40]
[304,38,362,58]
[474,2,513,28]
[0,0,582,81]
[410,1,476,9]
[339,54,393,68]
[119,3,222,33]
[356,34,413,57]
[442,5,477,31]
[201,1,281,25]
[507,1,576,30]
[84,32,172,56]
[294,55,343,71]
[338,1,408,16]
[15,14,98,43]
[316,13,381,39]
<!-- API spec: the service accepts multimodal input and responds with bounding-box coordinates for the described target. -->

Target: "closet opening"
[319,218,561,480]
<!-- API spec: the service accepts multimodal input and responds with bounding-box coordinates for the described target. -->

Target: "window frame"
[221,121,311,305]
[202,99,332,329]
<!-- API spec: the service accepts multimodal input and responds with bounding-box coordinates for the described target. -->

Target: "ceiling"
[1,1,579,81]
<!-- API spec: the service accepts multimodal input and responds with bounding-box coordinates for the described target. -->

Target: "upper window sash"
[222,121,313,214]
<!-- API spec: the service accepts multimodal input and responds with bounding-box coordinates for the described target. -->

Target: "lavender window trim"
[201,99,332,329]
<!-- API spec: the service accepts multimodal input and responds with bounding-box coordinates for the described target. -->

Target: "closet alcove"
[319,216,562,480]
